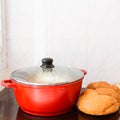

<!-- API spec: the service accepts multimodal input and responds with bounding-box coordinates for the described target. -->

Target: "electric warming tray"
[0,88,120,120]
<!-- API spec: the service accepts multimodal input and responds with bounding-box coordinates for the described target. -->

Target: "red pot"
[1,58,86,116]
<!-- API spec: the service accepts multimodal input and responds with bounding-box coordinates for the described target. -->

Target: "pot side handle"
[1,79,16,88]
[81,69,87,75]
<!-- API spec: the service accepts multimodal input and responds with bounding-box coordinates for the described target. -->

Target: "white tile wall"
[5,0,120,87]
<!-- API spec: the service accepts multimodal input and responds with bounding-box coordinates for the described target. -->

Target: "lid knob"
[41,58,54,68]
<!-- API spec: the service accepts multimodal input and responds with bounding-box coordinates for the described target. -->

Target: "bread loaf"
[77,81,120,115]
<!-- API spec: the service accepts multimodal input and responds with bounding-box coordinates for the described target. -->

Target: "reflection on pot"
[16,107,79,120]
[78,110,120,120]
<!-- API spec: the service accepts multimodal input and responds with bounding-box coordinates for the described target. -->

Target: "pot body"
[2,78,83,116]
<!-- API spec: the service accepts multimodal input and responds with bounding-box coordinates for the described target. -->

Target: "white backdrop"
[5,0,120,86]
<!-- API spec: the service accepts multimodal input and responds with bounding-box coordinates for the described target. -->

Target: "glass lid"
[11,58,84,85]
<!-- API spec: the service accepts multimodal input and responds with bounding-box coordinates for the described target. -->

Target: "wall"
[5,0,120,86]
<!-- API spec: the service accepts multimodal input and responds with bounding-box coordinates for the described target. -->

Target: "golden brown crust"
[77,81,120,115]
[95,87,120,106]
[77,89,119,115]
[87,81,111,89]
[87,81,120,94]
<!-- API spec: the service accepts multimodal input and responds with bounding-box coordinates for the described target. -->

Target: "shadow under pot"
[16,107,79,120]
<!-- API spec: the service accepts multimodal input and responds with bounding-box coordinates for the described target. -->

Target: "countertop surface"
[0,88,120,120]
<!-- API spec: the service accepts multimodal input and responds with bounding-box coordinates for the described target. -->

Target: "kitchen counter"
[0,88,120,120]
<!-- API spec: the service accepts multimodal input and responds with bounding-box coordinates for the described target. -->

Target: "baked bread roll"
[95,87,120,106]
[77,81,120,115]
[87,81,120,93]
[87,81,110,89]
[77,89,119,115]
[87,81,120,95]
[86,81,120,106]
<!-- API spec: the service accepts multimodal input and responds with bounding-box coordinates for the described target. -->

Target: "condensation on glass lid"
[11,66,84,85]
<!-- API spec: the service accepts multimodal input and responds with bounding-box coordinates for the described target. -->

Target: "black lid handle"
[41,58,54,68]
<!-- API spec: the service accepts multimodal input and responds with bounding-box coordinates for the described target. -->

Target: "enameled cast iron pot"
[1,58,86,116]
